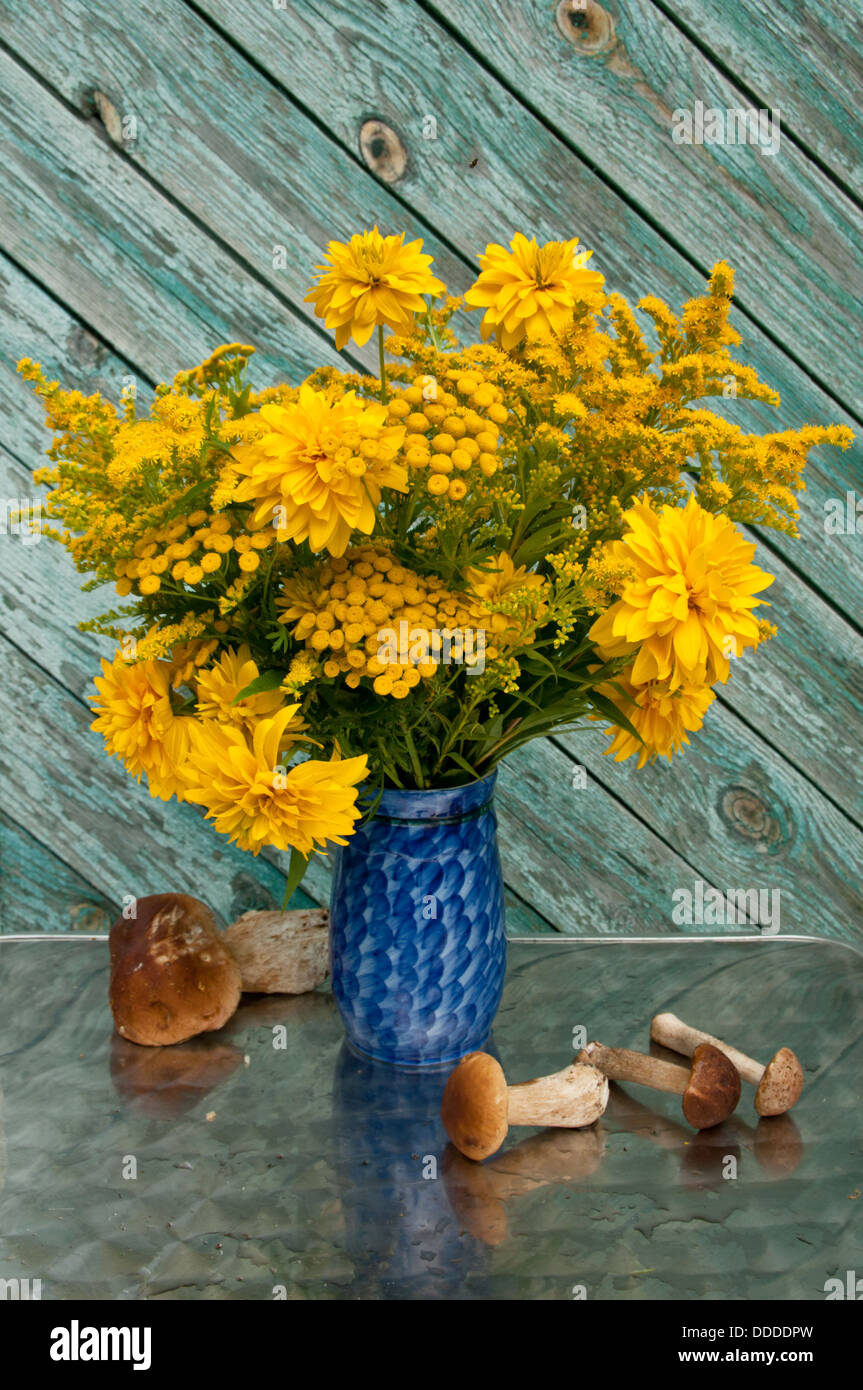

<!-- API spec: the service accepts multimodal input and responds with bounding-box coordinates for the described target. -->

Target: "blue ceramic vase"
[329,771,506,1067]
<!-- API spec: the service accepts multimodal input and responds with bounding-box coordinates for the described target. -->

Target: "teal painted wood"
[0,49,350,389]
[0,0,860,620]
[654,0,863,200]
[0,5,861,943]
[424,0,863,408]
[0,22,859,772]
[2,60,858,815]
[0,811,117,934]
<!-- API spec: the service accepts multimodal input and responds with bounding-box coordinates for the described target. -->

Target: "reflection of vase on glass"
[330,773,506,1067]
[330,1043,488,1296]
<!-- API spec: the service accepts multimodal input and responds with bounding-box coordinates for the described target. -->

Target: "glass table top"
[0,934,860,1300]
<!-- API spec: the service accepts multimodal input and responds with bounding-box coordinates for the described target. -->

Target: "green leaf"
[589,691,643,743]
[281,847,310,909]
[232,669,284,705]
[446,751,480,780]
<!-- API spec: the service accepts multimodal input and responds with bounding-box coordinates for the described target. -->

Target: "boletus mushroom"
[109,893,241,1046]
[223,907,329,994]
[650,1011,803,1117]
[577,1040,740,1129]
[441,1051,609,1162]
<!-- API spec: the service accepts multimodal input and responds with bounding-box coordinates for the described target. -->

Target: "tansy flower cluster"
[383,370,507,500]
[22,228,852,877]
[277,543,507,698]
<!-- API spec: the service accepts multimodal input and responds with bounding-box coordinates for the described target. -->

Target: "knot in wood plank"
[719,786,788,850]
[65,324,107,369]
[92,90,124,145]
[555,0,616,56]
[69,901,112,932]
[359,119,407,183]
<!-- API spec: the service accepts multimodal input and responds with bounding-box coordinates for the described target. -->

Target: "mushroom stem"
[440,1052,608,1162]
[576,1043,689,1096]
[651,1012,762,1085]
[578,1039,741,1129]
[506,1062,609,1127]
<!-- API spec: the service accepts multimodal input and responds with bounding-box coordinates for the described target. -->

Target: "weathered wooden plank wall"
[0,0,860,943]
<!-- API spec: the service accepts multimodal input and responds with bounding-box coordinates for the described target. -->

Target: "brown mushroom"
[650,1011,804,1116]
[109,893,241,1046]
[440,1051,608,1162]
[577,1041,740,1129]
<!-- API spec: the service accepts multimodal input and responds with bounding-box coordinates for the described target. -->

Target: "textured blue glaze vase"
[329,771,506,1067]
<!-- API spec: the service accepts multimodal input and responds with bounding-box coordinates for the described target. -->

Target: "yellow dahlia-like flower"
[464,551,545,604]
[305,227,445,349]
[464,550,547,637]
[231,384,407,556]
[90,654,191,801]
[182,706,367,855]
[589,494,774,688]
[464,233,605,349]
[194,644,302,734]
[597,666,716,769]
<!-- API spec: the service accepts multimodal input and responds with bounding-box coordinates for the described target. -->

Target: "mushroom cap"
[441,1051,508,1161]
[109,893,241,1047]
[681,1042,741,1129]
[755,1047,804,1116]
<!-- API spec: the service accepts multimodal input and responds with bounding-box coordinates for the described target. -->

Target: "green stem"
[378,325,388,404]
[424,303,441,351]
[401,718,425,789]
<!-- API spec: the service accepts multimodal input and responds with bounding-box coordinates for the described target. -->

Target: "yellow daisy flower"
[464,551,545,604]
[589,494,774,688]
[305,227,445,349]
[194,644,297,732]
[182,707,367,855]
[230,384,407,557]
[90,653,191,801]
[596,666,716,769]
[464,233,605,349]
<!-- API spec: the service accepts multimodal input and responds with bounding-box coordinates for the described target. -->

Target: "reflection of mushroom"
[608,1088,803,1182]
[441,1052,608,1161]
[578,1041,740,1129]
[221,988,332,1033]
[650,1011,803,1116]
[110,1035,245,1117]
[606,1087,739,1188]
[750,1113,804,1177]
[443,1125,607,1245]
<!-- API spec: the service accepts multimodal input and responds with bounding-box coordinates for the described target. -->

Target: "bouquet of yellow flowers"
[20,228,850,892]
